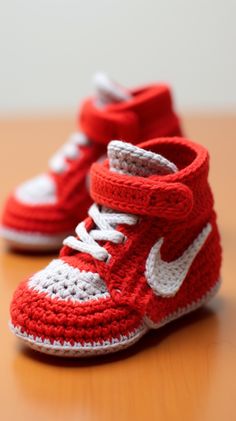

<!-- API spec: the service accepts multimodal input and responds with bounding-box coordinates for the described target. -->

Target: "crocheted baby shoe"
[1,73,182,251]
[10,137,222,357]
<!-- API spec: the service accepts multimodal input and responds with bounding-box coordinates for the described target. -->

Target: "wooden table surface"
[0,114,236,421]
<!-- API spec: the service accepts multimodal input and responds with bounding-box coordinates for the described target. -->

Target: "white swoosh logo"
[145,223,212,297]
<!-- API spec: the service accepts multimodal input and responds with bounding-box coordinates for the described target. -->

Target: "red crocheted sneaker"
[1,74,182,251]
[10,137,222,357]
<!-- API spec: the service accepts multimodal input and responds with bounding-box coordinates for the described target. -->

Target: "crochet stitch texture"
[10,137,222,356]
[1,79,182,251]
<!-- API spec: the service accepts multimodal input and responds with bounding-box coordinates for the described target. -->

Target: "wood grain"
[0,114,235,421]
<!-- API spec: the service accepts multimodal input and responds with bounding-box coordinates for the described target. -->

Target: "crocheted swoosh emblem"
[145,223,212,297]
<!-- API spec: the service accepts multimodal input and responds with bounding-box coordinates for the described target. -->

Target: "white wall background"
[0,0,235,113]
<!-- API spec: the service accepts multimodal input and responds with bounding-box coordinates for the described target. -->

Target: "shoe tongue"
[93,73,132,108]
[107,140,178,177]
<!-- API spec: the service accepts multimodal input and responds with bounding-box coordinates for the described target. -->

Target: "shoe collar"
[79,84,178,144]
[90,137,209,221]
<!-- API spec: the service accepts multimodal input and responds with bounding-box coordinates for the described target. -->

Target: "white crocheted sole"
[0,225,71,251]
[10,279,221,357]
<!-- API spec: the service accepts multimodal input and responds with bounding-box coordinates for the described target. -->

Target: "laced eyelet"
[104,254,111,264]
[63,203,137,262]
[121,235,128,244]
[49,132,89,174]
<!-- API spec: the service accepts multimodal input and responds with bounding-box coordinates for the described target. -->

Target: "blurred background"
[1,4,236,421]
[0,0,235,114]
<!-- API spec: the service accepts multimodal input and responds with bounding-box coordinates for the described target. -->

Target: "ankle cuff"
[80,99,139,144]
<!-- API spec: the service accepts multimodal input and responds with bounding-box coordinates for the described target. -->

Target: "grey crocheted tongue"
[93,73,132,108]
[108,140,178,177]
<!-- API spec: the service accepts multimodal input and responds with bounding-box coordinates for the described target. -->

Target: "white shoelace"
[49,132,90,174]
[63,203,138,261]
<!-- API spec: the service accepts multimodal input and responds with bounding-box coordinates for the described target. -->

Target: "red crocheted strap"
[90,163,193,220]
[79,85,178,144]
[79,99,140,144]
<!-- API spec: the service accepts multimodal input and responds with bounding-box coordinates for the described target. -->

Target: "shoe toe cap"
[15,173,57,206]
[10,259,143,355]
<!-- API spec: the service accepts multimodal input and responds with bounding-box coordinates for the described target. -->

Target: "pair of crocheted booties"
[2,74,222,357]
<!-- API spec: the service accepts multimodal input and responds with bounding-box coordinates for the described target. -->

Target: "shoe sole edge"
[9,279,221,357]
[9,322,148,357]
[0,225,70,251]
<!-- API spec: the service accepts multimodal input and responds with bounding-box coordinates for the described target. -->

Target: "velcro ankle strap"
[90,162,193,220]
[79,99,140,144]
[79,86,179,144]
